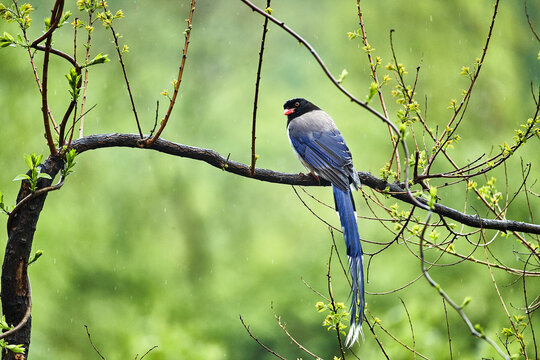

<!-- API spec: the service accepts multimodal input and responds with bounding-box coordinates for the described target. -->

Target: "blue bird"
[284,98,364,347]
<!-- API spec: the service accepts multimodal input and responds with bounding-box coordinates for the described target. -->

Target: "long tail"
[332,185,364,347]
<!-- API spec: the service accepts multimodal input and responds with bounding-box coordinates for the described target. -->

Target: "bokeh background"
[0,0,538,359]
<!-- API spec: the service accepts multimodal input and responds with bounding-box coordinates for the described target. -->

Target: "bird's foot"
[299,172,321,184]
[305,172,320,184]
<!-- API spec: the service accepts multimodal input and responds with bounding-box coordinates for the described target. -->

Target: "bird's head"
[283,98,320,120]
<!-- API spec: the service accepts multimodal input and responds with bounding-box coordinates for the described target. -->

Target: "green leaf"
[474,323,484,335]
[0,316,9,330]
[65,68,81,100]
[337,69,348,84]
[0,31,15,48]
[427,186,437,209]
[5,343,25,353]
[62,148,78,177]
[60,10,71,25]
[366,81,378,103]
[37,173,52,180]
[28,249,43,265]
[13,174,30,182]
[33,153,43,166]
[24,155,33,169]
[85,52,110,67]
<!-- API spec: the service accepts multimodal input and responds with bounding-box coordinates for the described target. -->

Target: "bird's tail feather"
[332,185,364,347]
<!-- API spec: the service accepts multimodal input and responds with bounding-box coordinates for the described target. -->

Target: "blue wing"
[288,129,358,191]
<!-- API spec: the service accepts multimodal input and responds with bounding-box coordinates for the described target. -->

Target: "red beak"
[284,108,295,115]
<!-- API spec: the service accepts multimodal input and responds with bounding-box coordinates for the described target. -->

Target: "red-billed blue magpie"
[284,98,364,347]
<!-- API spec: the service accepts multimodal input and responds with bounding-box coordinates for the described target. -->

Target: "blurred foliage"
[0,0,539,359]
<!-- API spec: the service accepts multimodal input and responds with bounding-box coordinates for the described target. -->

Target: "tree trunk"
[2,155,62,360]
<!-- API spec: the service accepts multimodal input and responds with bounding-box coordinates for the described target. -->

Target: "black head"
[283,98,320,121]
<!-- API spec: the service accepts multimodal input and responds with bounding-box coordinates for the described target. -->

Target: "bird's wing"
[289,129,353,191]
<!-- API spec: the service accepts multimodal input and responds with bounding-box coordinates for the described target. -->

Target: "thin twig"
[482,232,528,358]
[272,306,321,359]
[84,325,106,360]
[136,345,158,360]
[328,228,352,287]
[418,212,510,360]
[356,0,397,176]
[14,0,60,134]
[301,277,330,302]
[366,311,429,359]
[148,101,160,138]
[79,8,96,138]
[249,0,271,176]
[102,3,144,138]
[327,246,347,359]
[524,0,540,41]
[442,298,453,360]
[291,185,341,232]
[364,315,391,359]
[400,298,416,359]
[425,0,500,174]
[521,255,538,359]
[239,315,286,359]
[7,177,65,229]
[59,99,78,147]
[40,0,65,155]
[67,104,98,148]
[145,0,196,145]
[32,44,79,68]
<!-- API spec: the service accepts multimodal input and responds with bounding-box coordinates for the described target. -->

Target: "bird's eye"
[295,102,300,107]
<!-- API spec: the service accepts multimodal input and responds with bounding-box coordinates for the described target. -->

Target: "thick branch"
[1,155,64,360]
[70,133,540,235]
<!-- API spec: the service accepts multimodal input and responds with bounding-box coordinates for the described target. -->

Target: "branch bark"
[70,133,540,235]
[1,155,63,360]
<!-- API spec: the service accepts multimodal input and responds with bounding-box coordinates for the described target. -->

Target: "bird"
[283,97,364,347]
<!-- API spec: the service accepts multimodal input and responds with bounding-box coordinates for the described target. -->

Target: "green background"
[0,0,538,359]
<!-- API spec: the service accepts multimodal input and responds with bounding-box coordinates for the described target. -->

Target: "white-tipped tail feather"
[346,322,365,347]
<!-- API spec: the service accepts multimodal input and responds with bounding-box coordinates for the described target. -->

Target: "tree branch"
[69,133,540,235]
[2,154,64,360]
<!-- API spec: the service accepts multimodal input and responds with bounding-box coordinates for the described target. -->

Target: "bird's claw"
[300,171,320,184]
